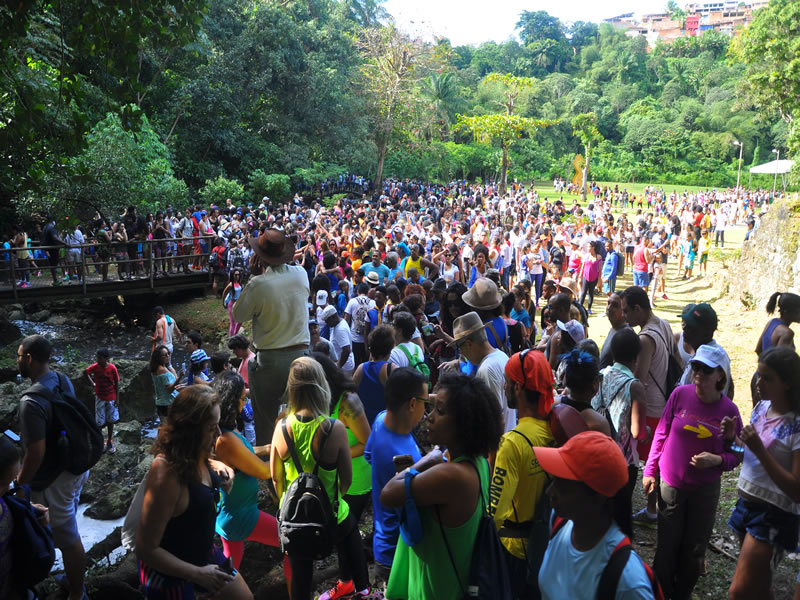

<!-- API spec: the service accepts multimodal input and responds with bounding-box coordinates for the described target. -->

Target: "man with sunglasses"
[364,367,428,588]
[451,311,514,432]
[487,348,555,598]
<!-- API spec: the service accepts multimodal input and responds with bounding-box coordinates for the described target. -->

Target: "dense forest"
[1,0,798,218]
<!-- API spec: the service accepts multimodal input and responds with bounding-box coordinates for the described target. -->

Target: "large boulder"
[115,359,155,422]
[0,315,20,346]
[29,310,50,322]
[115,420,142,446]
[84,482,136,520]
[7,310,25,321]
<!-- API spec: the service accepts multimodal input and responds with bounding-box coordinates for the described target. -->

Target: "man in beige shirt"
[234,229,309,444]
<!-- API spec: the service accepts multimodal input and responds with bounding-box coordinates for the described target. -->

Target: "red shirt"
[85,362,119,402]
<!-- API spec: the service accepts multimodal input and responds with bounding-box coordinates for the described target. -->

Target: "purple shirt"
[582,256,602,282]
[644,384,742,490]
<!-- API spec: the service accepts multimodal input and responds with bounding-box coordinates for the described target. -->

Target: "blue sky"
[383,0,669,46]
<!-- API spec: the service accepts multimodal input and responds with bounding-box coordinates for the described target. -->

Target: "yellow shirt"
[403,256,422,277]
[488,417,554,559]
[351,258,362,272]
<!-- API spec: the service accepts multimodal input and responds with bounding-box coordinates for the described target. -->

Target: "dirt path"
[584,223,799,597]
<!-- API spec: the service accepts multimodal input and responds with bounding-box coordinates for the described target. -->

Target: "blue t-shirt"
[602,251,619,280]
[539,517,654,600]
[364,411,423,566]
[510,307,531,329]
[362,263,391,285]
[367,307,382,330]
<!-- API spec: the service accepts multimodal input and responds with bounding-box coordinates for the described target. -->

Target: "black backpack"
[647,328,683,400]
[25,373,104,488]
[278,418,339,561]
[615,251,625,277]
[4,488,55,590]
[438,460,512,600]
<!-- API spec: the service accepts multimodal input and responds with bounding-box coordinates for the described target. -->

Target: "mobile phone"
[393,454,414,472]
[3,430,20,443]
[221,556,237,575]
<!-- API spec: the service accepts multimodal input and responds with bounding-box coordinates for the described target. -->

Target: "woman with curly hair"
[136,385,253,600]
[381,373,504,600]
[149,344,183,420]
[211,372,286,576]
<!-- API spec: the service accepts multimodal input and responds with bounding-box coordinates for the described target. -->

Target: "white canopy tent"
[750,159,794,174]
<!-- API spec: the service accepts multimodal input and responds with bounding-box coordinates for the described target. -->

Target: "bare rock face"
[84,483,137,520]
[717,198,800,310]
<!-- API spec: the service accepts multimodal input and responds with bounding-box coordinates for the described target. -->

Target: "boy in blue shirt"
[602,240,619,296]
[364,367,428,585]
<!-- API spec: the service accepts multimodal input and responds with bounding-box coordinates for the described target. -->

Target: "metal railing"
[1,235,214,300]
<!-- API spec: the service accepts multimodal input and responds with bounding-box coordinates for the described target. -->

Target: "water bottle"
[58,430,69,456]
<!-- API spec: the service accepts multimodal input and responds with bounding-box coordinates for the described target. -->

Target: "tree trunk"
[375,139,387,193]
[581,142,591,202]
[500,143,509,196]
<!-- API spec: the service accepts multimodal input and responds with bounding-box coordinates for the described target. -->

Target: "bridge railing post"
[10,252,17,301]
[81,245,87,295]
[149,239,155,290]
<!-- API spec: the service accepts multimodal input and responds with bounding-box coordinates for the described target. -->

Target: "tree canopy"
[2,1,798,220]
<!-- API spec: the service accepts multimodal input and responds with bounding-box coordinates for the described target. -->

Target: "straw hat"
[558,277,580,297]
[449,311,488,347]
[462,278,502,310]
[247,229,294,265]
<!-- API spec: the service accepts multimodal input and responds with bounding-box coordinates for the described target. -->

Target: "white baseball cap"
[315,290,328,306]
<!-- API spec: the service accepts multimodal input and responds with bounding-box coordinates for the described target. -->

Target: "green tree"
[0,0,207,205]
[571,113,604,200]
[734,0,800,182]
[456,113,556,194]
[198,176,245,207]
[356,26,427,189]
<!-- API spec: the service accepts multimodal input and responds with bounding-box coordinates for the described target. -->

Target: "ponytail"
[766,291,781,315]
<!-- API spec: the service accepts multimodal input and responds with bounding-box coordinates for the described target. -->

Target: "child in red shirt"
[84,348,120,453]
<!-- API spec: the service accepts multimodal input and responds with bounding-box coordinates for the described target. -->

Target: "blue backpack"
[4,487,55,590]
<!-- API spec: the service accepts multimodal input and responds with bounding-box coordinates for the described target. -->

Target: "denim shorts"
[728,496,799,554]
[633,270,650,287]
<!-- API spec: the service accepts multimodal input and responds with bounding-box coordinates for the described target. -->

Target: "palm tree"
[420,72,466,139]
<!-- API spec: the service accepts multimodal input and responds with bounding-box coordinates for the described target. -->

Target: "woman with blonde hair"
[136,385,253,599]
[270,357,377,600]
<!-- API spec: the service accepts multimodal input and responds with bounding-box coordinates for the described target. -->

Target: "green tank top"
[386,456,489,600]
[280,415,349,524]
[332,393,372,496]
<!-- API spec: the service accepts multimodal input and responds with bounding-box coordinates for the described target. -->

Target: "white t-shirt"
[344,295,375,343]
[389,341,423,368]
[539,518,654,600]
[738,400,800,514]
[476,349,515,432]
[329,320,355,372]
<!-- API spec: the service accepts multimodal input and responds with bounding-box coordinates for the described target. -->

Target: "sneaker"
[317,580,355,600]
[62,275,70,281]
[662,294,669,300]
[632,507,658,528]
[106,441,116,454]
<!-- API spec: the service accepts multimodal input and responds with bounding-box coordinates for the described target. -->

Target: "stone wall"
[717,198,800,310]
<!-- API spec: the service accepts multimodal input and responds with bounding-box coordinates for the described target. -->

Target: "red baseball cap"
[533,431,628,498]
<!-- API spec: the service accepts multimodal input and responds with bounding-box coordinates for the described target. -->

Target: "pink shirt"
[644,385,742,490]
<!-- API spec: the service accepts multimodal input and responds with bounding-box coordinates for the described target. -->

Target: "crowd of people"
[3,177,799,600]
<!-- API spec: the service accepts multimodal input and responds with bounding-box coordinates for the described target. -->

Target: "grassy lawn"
[532,180,718,199]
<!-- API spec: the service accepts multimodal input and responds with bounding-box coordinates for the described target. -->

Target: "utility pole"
[772,148,780,198]
[733,140,743,191]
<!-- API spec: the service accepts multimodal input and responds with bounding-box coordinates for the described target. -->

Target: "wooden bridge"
[0,238,214,304]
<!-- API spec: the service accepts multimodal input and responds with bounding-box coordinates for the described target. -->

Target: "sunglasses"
[690,362,715,375]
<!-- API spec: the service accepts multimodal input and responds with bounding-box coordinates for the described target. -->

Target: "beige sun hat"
[462,278,502,310]
[449,311,488,347]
